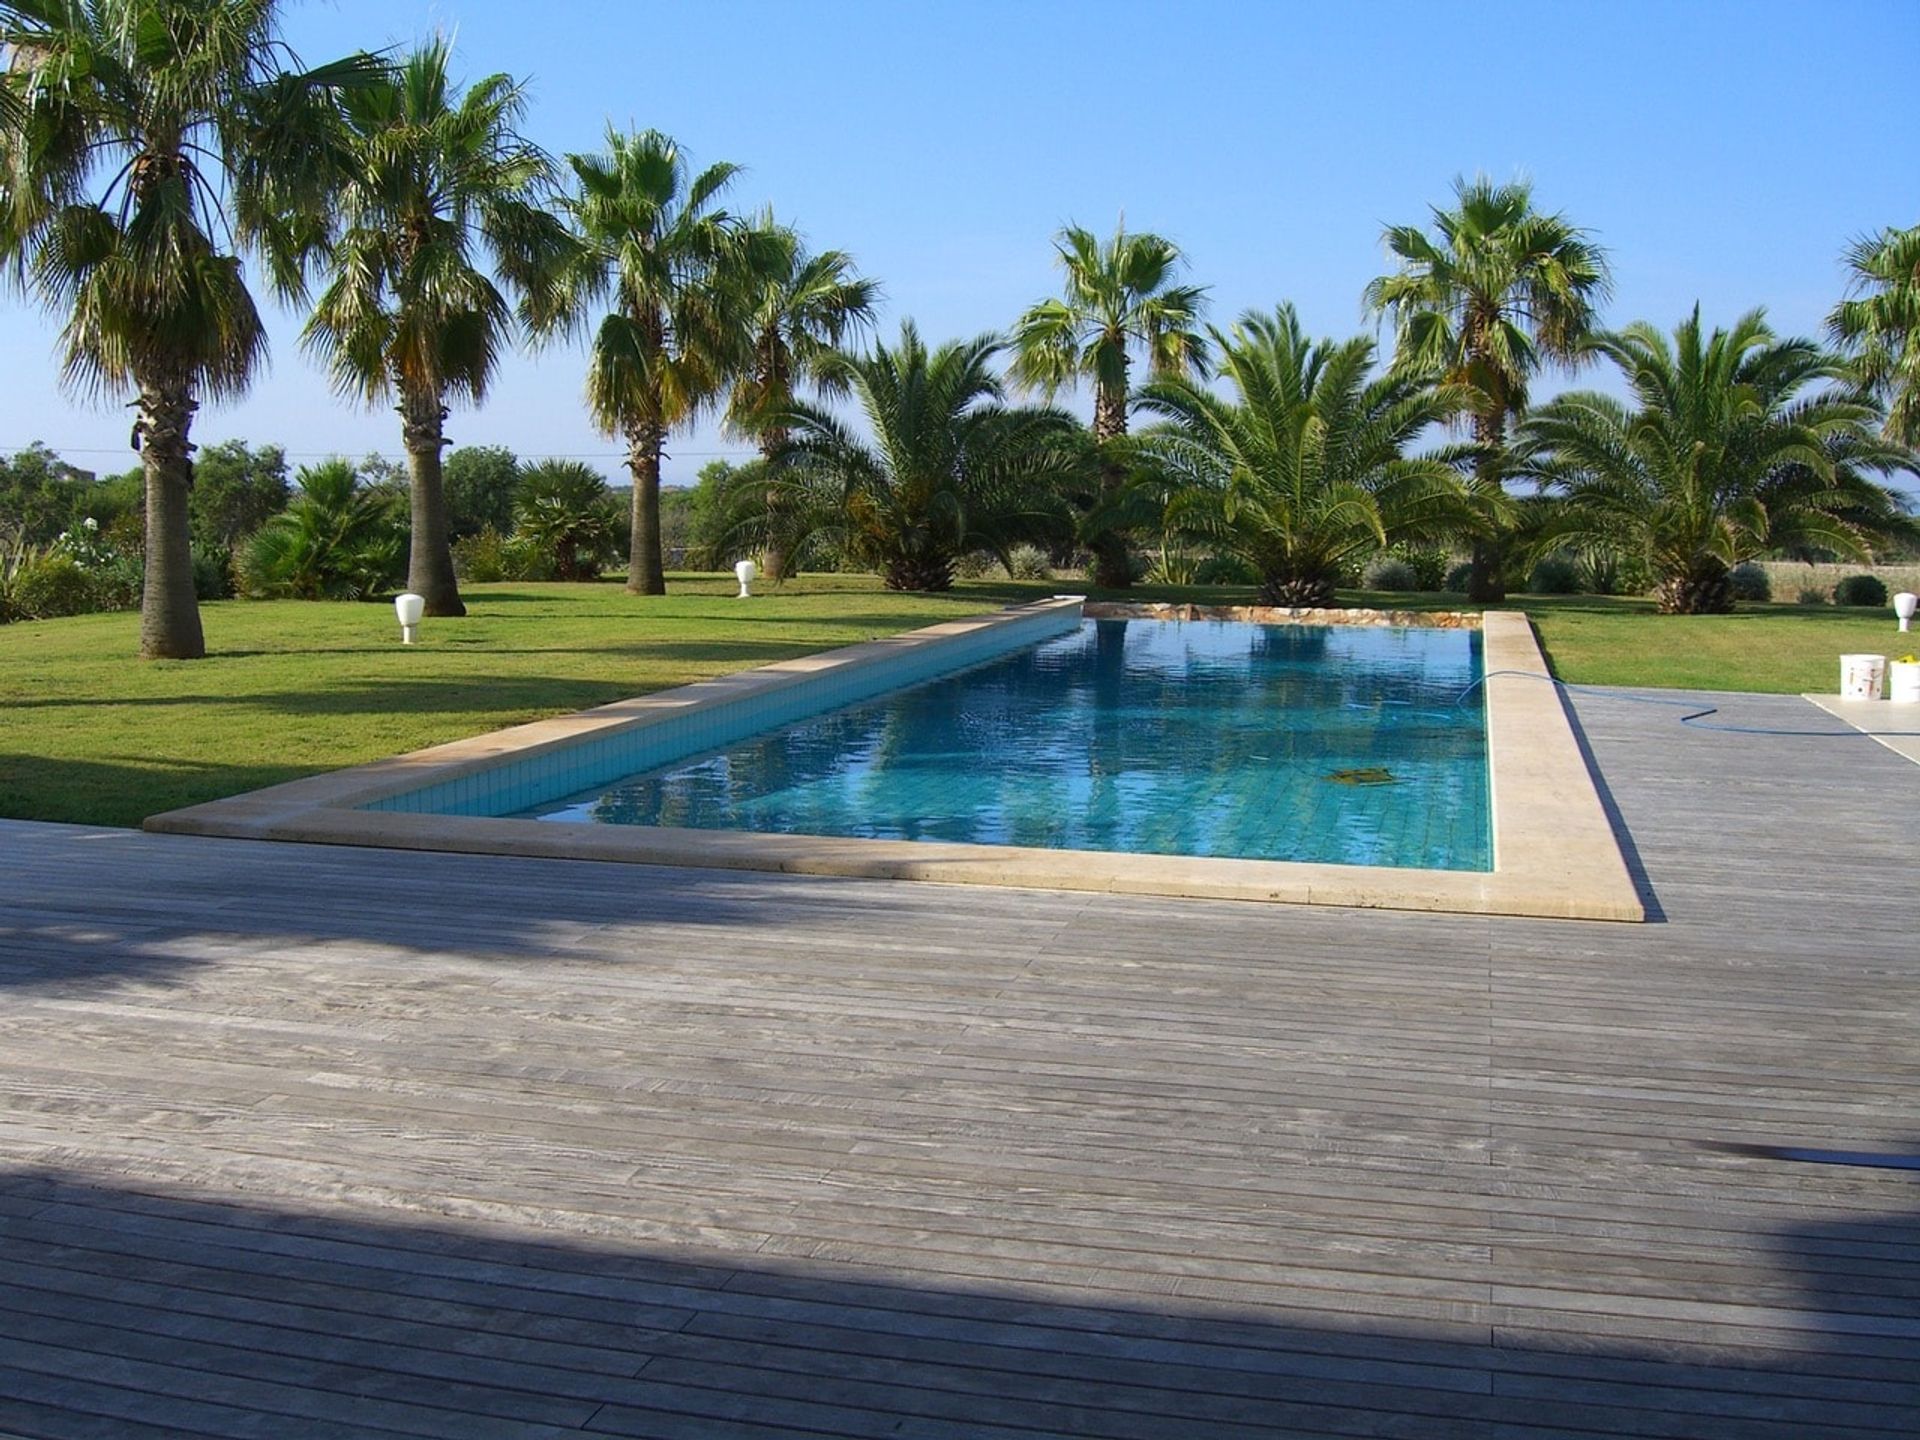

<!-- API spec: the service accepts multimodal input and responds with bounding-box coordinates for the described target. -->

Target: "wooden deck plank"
[0,688,1915,1435]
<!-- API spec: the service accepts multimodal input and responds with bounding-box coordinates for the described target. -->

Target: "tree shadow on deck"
[0,1162,1910,1438]
[0,820,991,993]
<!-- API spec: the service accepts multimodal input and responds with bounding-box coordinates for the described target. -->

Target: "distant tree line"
[0,3,1915,652]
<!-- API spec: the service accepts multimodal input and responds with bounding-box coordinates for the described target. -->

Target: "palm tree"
[513,459,618,582]
[759,323,1081,592]
[1516,308,1911,614]
[1010,222,1208,587]
[1829,222,1920,448]
[561,128,747,595]
[241,459,404,600]
[0,0,377,658]
[725,217,879,580]
[1364,177,1610,602]
[1127,306,1473,606]
[303,39,573,619]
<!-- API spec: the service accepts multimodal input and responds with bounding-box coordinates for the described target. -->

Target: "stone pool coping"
[146,601,1645,921]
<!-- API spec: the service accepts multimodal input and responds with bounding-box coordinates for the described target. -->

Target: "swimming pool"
[521,619,1490,872]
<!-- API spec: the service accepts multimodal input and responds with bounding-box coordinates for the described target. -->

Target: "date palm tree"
[561,127,747,595]
[1365,177,1610,602]
[1517,309,1911,613]
[1010,222,1208,587]
[760,322,1081,591]
[725,217,879,580]
[303,39,573,618]
[1829,222,1920,448]
[1128,305,1474,606]
[0,0,377,657]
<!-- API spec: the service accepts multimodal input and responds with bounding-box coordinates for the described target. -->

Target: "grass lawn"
[1,574,1909,827]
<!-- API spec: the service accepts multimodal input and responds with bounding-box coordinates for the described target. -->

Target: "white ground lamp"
[1895,591,1917,633]
[734,559,757,599]
[394,591,426,644]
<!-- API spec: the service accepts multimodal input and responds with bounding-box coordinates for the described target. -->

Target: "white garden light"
[1894,591,1917,632]
[734,559,757,599]
[394,592,426,644]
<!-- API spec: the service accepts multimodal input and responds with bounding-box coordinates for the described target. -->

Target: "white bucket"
[1889,660,1920,705]
[1840,654,1887,701]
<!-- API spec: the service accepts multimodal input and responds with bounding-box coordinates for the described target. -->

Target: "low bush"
[1364,557,1421,592]
[1442,561,1473,593]
[7,551,97,619]
[1797,586,1829,606]
[1834,574,1889,607]
[1387,547,1449,590]
[193,545,235,601]
[1726,562,1772,602]
[1527,554,1582,594]
[1193,553,1259,585]
[453,526,511,583]
[240,460,406,601]
[1005,544,1052,581]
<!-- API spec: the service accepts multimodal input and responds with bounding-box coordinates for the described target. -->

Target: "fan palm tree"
[513,459,619,582]
[0,0,378,657]
[759,323,1082,592]
[1364,177,1611,602]
[1010,222,1208,587]
[1829,222,1920,448]
[241,459,404,600]
[302,39,573,619]
[1127,306,1474,606]
[561,127,749,595]
[725,217,879,580]
[1516,308,1911,614]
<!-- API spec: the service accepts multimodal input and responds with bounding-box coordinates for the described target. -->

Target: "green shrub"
[1797,586,1829,606]
[1005,544,1052,581]
[1364,557,1421,592]
[1834,574,1889,607]
[1527,555,1582,594]
[241,460,405,600]
[8,552,96,619]
[88,551,143,611]
[1193,553,1258,586]
[951,550,997,580]
[501,535,559,582]
[453,526,511,583]
[1726,562,1771,602]
[514,461,620,582]
[1442,561,1473,593]
[192,545,234,601]
[1385,546,1448,590]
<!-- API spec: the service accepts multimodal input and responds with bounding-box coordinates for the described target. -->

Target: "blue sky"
[3,0,1916,485]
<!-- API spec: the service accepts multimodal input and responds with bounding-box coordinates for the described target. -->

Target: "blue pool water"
[523,620,1491,872]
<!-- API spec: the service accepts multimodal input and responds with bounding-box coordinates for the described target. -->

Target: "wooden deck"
[0,688,1914,1438]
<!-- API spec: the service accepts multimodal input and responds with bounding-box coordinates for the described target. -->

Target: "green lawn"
[1,575,1908,827]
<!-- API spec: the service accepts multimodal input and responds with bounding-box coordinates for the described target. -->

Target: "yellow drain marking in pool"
[1326,767,1399,786]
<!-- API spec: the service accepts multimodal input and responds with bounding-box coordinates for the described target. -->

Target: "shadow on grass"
[0,754,331,832]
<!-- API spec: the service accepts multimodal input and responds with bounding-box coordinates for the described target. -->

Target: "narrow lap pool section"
[521,620,1490,872]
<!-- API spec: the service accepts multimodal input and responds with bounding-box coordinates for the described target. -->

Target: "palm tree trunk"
[1656,558,1733,614]
[1088,379,1132,589]
[134,376,205,660]
[759,424,790,582]
[1467,408,1509,605]
[399,388,465,617]
[626,418,667,595]
[883,554,954,592]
